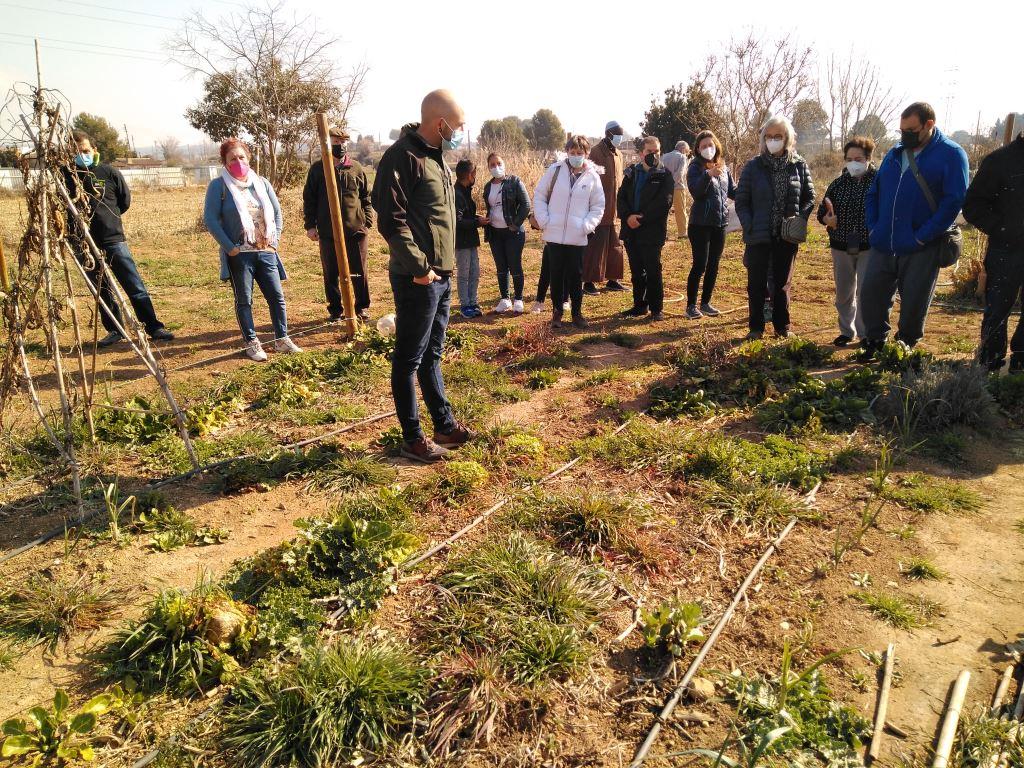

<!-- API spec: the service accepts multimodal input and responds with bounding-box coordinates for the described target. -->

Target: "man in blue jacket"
[858,102,969,359]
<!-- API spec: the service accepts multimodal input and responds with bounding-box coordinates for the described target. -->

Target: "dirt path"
[840,438,1024,762]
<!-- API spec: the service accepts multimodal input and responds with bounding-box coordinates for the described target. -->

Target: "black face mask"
[331,144,344,159]
[900,129,922,150]
[643,152,658,168]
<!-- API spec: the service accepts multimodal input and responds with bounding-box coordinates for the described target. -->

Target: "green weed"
[1,689,113,764]
[526,368,559,390]
[0,573,120,649]
[883,473,983,514]
[853,590,938,630]
[639,597,705,657]
[900,557,946,581]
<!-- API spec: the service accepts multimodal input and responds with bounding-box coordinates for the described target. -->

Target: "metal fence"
[0,166,221,192]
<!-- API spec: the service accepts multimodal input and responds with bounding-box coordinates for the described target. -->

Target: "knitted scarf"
[767,152,791,233]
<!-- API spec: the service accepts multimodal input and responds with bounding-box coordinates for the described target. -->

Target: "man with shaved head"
[372,89,474,463]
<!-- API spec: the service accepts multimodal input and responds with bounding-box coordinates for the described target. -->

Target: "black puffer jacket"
[735,152,815,245]
[963,135,1024,249]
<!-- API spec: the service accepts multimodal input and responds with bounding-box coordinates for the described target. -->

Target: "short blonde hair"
[565,134,590,153]
[759,116,796,155]
[641,136,661,151]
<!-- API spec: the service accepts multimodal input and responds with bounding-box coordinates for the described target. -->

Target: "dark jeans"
[625,241,664,314]
[535,244,570,303]
[318,232,370,316]
[860,244,940,348]
[687,224,726,306]
[84,241,163,335]
[547,243,584,316]
[745,239,798,332]
[978,244,1024,370]
[489,228,525,300]
[227,250,289,342]
[389,272,457,442]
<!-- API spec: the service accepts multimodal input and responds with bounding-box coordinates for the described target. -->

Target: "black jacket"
[454,182,481,250]
[687,160,736,228]
[302,156,373,241]
[481,175,531,241]
[616,163,675,247]
[816,166,876,251]
[735,153,815,245]
[63,162,130,248]
[963,135,1024,250]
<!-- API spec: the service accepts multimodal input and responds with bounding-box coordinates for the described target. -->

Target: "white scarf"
[220,167,278,248]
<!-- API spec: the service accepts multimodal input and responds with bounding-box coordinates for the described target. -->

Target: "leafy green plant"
[640,597,705,657]
[832,445,895,565]
[219,637,427,768]
[437,460,489,500]
[100,578,255,694]
[649,385,718,419]
[0,574,120,649]
[212,444,348,495]
[102,481,136,544]
[526,368,559,390]
[756,367,880,433]
[1,689,112,764]
[259,375,321,409]
[135,505,228,551]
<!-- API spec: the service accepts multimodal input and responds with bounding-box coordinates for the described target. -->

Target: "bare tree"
[821,53,901,150]
[157,136,183,166]
[699,33,815,167]
[168,1,368,186]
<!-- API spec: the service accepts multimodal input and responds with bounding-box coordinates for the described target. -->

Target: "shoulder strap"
[546,164,561,200]
[904,150,938,214]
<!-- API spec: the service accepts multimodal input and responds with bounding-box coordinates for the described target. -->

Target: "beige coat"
[589,139,623,226]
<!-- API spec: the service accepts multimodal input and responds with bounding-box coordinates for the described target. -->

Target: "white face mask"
[846,160,868,178]
[490,164,505,179]
[610,134,624,148]
[765,138,785,155]
[700,146,716,161]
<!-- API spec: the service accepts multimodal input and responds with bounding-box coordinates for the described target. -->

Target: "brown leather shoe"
[434,423,474,448]
[399,437,450,464]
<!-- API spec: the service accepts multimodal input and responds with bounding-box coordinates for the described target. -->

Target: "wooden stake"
[991,664,1014,716]
[0,229,9,292]
[629,518,799,768]
[314,113,359,338]
[60,241,94,442]
[1003,113,1017,146]
[933,670,971,768]
[869,643,896,762]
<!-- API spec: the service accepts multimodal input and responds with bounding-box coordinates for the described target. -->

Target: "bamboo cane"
[629,518,799,768]
[992,664,1014,716]
[0,227,9,292]
[60,241,94,441]
[1013,673,1024,721]
[933,670,971,768]
[869,643,896,762]
[314,113,359,338]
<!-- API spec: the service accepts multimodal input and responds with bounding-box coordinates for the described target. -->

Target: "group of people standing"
[63,90,1024,463]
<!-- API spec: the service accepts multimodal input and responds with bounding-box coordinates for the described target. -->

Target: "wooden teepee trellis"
[0,44,199,520]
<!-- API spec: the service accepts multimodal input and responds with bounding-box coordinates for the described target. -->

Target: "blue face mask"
[610,134,624,148]
[441,119,465,151]
[567,154,585,169]
[75,152,94,168]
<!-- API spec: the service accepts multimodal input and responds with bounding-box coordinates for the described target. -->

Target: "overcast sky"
[1,0,1019,155]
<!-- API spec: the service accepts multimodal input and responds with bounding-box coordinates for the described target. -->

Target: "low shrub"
[875,361,997,438]
[0,573,121,648]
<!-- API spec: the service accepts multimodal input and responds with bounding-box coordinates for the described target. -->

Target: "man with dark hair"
[303,125,373,323]
[371,89,473,464]
[582,120,626,294]
[64,131,173,347]
[858,101,969,358]
[963,122,1024,371]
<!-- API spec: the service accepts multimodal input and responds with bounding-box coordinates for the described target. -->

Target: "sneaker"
[512,299,525,314]
[400,437,450,464]
[358,309,371,323]
[245,339,268,362]
[328,313,343,324]
[97,331,124,348]
[833,334,853,347]
[583,283,599,296]
[745,330,764,342]
[562,301,571,312]
[460,308,476,319]
[572,314,589,329]
[620,306,647,318]
[699,302,721,317]
[685,305,703,320]
[605,280,626,292]
[275,337,303,354]
[530,301,544,314]
[775,329,792,339]
[434,422,474,448]
[649,311,665,321]
[149,328,175,341]
[495,298,513,314]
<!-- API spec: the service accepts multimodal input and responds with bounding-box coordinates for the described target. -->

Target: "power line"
[43,0,181,22]
[0,31,163,56]
[2,39,165,63]
[0,3,174,31]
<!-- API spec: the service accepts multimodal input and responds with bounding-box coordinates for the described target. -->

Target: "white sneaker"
[275,337,303,354]
[512,299,525,314]
[531,301,544,314]
[562,301,570,312]
[495,298,513,314]
[245,339,268,362]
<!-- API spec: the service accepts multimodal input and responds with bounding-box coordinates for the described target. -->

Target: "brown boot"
[399,437,450,464]
[434,422,474,448]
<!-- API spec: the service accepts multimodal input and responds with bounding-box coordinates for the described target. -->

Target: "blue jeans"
[489,228,526,300]
[85,241,163,335]
[455,247,480,309]
[227,250,288,343]
[390,272,456,442]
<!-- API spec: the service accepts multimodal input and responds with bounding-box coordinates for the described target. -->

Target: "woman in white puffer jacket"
[533,135,605,328]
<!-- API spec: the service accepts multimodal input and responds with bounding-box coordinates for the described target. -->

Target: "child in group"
[453,159,484,318]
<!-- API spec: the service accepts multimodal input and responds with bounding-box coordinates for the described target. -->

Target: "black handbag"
[904,150,962,268]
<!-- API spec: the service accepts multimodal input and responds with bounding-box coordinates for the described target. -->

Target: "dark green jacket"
[371,123,455,276]
[302,156,373,241]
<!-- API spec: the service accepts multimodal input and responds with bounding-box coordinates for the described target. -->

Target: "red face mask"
[227,159,249,179]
